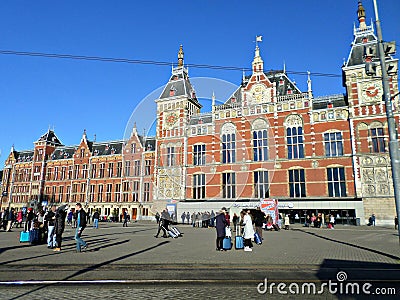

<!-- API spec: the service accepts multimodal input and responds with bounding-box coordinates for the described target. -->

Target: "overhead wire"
[0,49,342,78]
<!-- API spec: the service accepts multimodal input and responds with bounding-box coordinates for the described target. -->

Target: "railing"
[275,92,309,103]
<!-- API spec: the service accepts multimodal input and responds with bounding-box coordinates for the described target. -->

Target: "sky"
[0,0,399,168]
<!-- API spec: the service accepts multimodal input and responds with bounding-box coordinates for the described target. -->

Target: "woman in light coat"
[242,210,254,252]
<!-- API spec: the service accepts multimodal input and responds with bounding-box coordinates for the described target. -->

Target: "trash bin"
[355,218,360,226]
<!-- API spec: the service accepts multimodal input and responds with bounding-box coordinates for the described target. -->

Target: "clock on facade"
[250,83,268,103]
[360,81,383,103]
[164,112,179,129]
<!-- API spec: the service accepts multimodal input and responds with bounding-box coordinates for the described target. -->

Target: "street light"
[372,0,400,244]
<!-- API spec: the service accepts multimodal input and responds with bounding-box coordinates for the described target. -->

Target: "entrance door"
[132,208,137,220]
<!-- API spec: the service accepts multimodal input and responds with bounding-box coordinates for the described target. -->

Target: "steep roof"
[35,130,63,146]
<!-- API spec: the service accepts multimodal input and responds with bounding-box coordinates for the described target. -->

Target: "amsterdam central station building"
[1,2,399,225]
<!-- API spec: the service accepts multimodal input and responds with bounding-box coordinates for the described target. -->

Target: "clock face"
[164,112,179,129]
[251,83,267,103]
[361,81,383,103]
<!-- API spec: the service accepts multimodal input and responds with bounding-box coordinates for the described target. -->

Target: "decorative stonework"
[360,155,392,197]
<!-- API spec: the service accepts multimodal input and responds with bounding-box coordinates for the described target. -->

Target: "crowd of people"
[0,203,88,253]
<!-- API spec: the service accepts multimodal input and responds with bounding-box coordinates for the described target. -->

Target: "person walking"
[186,212,190,224]
[53,205,67,252]
[181,212,186,225]
[74,203,88,252]
[154,209,169,238]
[16,210,23,228]
[44,205,57,249]
[92,210,99,229]
[215,208,228,251]
[155,212,160,224]
[123,210,129,227]
[6,208,15,232]
[254,207,266,240]
[242,210,254,252]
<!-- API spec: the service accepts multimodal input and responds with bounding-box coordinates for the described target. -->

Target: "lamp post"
[372,0,400,243]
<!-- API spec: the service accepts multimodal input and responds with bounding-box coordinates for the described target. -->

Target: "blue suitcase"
[235,236,244,249]
[29,228,39,244]
[222,237,232,250]
[254,232,262,245]
[20,231,30,243]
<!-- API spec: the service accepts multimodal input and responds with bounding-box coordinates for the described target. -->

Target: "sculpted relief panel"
[360,155,392,197]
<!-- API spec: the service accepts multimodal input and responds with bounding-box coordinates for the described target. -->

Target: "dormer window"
[287,87,292,95]
[80,149,85,158]
[147,144,153,151]
[279,77,284,86]
[328,102,333,109]
[94,149,99,156]
[111,147,116,154]
[170,86,176,96]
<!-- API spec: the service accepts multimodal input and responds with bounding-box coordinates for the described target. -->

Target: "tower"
[343,1,399,221]
[154,46,202,206]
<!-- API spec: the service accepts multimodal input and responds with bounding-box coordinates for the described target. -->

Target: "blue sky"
[0,0,399,168]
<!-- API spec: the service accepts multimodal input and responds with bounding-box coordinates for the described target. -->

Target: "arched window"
[221,123,236,163]
[285,115,304,159]
[252,119,269,162]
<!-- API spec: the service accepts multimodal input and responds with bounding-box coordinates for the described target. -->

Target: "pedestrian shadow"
[0,237,114,265]
[8,240,170,300]
[293,228,400,261]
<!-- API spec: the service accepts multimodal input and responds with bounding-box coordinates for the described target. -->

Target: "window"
[108,163,114,177]
[288,169,306,198]
[222,133,236,163]
[125,160,131,176]
[167,147,175,167]
[193,174,205,199]
[80,148,85,158]
[144,183,150,202]
[54,167,59,181]
[193,144,206,166]
[58,186,64,202]
[222,173,235,198]
[324,132,343,157]
[327,167,347,197]
[98,184,104,202]
[72,183,79,194]
[131,143,136,154]
[68,166,73,180]
[134,160,140,176]
[287,127,304,159]
[123,181,130,192]
[89,184,95,202]
[80,183,86,193]
[145,160,151,176]
[66,185,71,202]
[106,184,112,202]
[74,165,80,179]
[117,162,122,177]
[132,181,139,202]
[254,171,269,198]
[91,164,97,179]
[82,164,88,179]
[370,127,386,153]
[115,184,121,202]
[99,163,105,178]
[51,186,56,202]
[253,130,268,161]
[46,168,52,181]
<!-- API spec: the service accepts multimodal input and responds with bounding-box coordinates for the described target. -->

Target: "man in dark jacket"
[74,203,88,252]
[254,207,266,240]
[45,205,57,248]
[53,205,67,252]
[154,209,170,238]
[92,210,99,229]
[215,207,228,251]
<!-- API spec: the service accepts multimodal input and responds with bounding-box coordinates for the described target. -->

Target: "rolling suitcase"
[171,226,182,237]
[166,227,178,238]
[235,236,244,250]
[20,231,30,243]
[29,228,39,244]
[254,232,262,245]
[222,237,232,250]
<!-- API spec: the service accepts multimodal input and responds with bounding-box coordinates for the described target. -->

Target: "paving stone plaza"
[0,222,399,299]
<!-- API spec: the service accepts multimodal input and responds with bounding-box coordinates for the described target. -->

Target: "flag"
[256,35,263,42]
